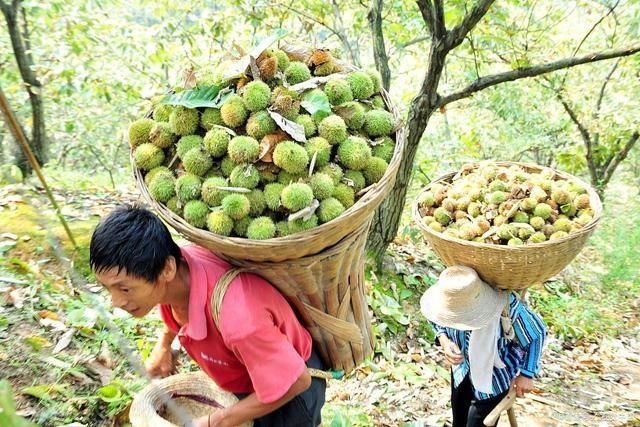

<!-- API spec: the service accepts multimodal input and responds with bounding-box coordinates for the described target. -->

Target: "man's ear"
[159,256,178,283]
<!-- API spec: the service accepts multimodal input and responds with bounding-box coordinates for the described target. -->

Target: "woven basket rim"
[412,160,603,250]
[130,371,245,427]
[132,47,406,258]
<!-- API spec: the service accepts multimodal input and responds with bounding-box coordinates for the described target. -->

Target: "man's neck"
[164,260,191,315]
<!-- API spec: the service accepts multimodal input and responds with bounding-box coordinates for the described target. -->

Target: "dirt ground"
[2,184,639,426]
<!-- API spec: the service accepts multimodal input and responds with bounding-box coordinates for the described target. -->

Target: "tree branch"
[400,35,431,49]
[331,0,361,66]
[433,0,446,39]
[595,58,620,116]
[557,93,599,186]
[571,0,619,58]
[558,96,591,147]
[20,5,33,64]
[602,131,639,187]
[467,33,480,79]
[437,45,640,107]
[592,57,620,146]
[416,0,435,35]
[368,0,391,90]
[446,0,495,50]
[274,3,340,37]
[559,0,620,88]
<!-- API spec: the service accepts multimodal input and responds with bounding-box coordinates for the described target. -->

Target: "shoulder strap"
[210,268,245,330]
[502,289,530,341]
[500,302,515,341]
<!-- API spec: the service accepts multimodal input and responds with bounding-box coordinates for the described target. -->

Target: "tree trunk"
[366,0,455,263]
[1,1,46,175]
[367,104,437,262]
[11,138,30,172]
[367,36,448,261]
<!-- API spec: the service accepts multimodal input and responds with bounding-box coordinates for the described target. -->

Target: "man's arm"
[145,326,178,377]
[194,370,312,427]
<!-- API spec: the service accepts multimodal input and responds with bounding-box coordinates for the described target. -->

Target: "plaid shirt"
[429,293,547,400]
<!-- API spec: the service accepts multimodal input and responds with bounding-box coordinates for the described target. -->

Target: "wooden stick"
[483,388,516,426]
[507,407,518,427]
[0,86,77,249]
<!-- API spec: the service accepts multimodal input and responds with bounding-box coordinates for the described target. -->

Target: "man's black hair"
[90,205,181,282]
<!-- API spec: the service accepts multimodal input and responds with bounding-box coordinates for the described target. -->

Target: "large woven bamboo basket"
[130,371,252,427]
[131,47,403,371]
[133,90,404,263]
[226,218,375,372]
[412,161,603,290]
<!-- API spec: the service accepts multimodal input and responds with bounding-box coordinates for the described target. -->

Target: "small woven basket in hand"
[129,371,252,427]
[412,161,603,290]
[131,46,405,372]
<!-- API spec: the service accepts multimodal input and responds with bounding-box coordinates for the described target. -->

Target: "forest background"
[1,0,639,425]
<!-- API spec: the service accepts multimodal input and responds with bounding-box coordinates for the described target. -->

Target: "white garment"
[468,311,506,394]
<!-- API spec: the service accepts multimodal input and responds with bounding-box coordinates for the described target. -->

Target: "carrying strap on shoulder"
[210,268,246,330]
[500,289,528,342]
[210,268,344,381]
[500,302,515,341]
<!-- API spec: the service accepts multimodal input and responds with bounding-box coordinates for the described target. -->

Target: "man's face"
[95,267,161,318]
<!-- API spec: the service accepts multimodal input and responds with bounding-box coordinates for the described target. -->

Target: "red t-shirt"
[159,245,312,403]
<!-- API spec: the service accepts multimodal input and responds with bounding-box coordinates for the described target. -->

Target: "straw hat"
[420,266,507,330]
[130,371,252,427]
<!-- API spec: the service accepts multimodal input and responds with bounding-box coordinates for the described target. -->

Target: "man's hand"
[192,410,227,427]
[145,342,176,378]
[512,375,534,397]
[438,335,463,365]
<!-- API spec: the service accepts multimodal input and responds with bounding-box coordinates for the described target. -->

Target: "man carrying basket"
[421,266,547,427]
[89,205,326,427]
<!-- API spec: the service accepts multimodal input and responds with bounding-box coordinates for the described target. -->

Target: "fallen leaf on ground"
[38,310,60,321]
[40,318,68,332]
[7,287,25,308]
[97,340,114,369]
[53,328,76,353]
[85,359,113,386]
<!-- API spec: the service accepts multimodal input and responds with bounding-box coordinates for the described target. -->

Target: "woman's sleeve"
[512,303,548,378]
[429,321,449,344]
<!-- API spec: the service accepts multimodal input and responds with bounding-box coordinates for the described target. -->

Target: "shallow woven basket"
[130,371,252,427]
[412,161,603,290]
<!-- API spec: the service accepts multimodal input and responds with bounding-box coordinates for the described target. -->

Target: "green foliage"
[161,84,228,108]
[366,267,427,336]
[301,89,332,115]
[0,381,37,427]
[322,404,371,427]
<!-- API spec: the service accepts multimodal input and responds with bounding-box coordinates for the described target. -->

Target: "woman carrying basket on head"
[420,266,547,427]
[89,205,326,427]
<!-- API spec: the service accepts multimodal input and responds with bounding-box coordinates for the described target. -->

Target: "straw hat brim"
[130,371,252,427]
[420,280,507,331]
